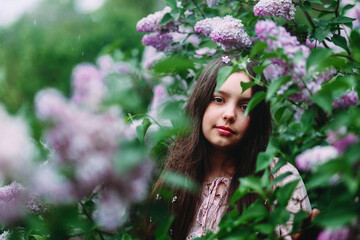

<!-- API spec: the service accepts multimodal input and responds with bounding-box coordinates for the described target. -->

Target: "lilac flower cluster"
[254,0,296,21]
[207,0,220,7]
[317,227,350,240]
[295,146,339,172]
[142,32,174,51]
[194,16,252,50]
[0,182,43,225]
[136,7,174,33]
[256,20,336,106]
[34,69,153,229]
[327,128,359,153]
[333,89,358,109]
[136,6,178,52]
[0,105,35,182]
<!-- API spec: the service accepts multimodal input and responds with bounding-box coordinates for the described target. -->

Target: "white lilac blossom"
[71,64,105,107]
[317,227,350,240]
[97,55,132,74]
[0,231,9,240]
[136,6,175,33]
[254,0,296,21]
[194,47,216,58]
[296,146,339,171]
[0,106,34,181]
[333,89,358,109]
[222,56,231,64]
[142,32,173,52]
[194,16,252,50]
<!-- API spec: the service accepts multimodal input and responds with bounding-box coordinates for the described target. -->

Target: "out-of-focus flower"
[222,56,231,64]
[294,106,306,122]
[344,2,360,27]
[142,32,173,51]
[317,227,350,240]
[0,106,34,181]
[136,6,176,33]
[0,231,9,240]
[207,0,220,7]
[327,128,359,153]
[333,89,358,109]
[194,47,216,58]
[0,182,43,225]
[184,10,193,18]
[296,146,339,171]
[195,16,252,50]
[35,89,68,120]
[97,55,114,72]
[93,192,127,231]
[71,64,105,107]
[141,46,165,69]
[254,0,296,20]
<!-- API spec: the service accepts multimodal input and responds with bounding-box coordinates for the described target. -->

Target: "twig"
[191,0,206,19]
[335,0,340,35]
[79,201,105,240]
[311,7,335,13]
[303,10,316,29]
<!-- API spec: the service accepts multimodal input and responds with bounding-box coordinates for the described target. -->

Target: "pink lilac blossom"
[142,32,173,51]
[71,64,105,107]
[136,6,175,33]
[317,227,350,240]
[333,89,358,109]
[0,106,34,181]
[295,146,339,171]
[327,129,359,154]
[222,56,231,64]
[194,16,252,50]
[0,182,43,225]
[254,0,296,21]
[194,47,216,58]
[207,0,220,7]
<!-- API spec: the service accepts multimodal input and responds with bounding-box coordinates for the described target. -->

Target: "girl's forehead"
[216,72,252,98]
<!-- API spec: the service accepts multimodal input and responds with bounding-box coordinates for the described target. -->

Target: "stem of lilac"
[191,0,206,19]
[303,10,316,29]
[311,7,335,13]
[79,201,106,240]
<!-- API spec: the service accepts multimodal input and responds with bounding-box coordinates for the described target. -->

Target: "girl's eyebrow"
[216,90,252,102]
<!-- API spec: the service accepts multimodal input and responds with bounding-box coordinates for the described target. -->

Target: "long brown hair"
[149,56,272,240]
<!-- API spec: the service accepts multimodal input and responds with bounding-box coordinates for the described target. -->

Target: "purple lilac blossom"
[136,6,175,33]
[71,64,105,107]
[194,16,252,50]
[254,0,296,20]
[333,89,358,109]
[295,146,339,171]
[327,129,359,154]
[0,106,34,181]
[142,32,173,51]
[317,227,350,240]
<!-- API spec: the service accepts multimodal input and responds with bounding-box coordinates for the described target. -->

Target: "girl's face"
[201,72,252,151]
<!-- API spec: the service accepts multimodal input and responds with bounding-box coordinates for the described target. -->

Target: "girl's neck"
[206,147,235,182]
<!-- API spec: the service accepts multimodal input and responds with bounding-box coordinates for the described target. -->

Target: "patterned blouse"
[186,160,312,239]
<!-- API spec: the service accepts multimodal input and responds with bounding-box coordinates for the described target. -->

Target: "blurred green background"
[0,0,157,114]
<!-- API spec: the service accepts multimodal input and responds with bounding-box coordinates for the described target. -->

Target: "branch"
[79,201,105,240]
[311,7,335,13]
[191,0,206,19]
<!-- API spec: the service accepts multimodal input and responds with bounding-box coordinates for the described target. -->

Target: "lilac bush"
[254,0,296,20]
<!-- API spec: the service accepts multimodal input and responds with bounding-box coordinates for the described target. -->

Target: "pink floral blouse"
[186,161,312,239]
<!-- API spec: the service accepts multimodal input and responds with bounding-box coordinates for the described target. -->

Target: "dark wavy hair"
[148,56,272,240]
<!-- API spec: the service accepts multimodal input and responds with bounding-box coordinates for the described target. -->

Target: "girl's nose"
[222,107,236,123]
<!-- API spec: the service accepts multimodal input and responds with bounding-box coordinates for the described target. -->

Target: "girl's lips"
[216,126,234,135]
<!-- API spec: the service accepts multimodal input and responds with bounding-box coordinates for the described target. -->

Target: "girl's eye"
[213,97,224,103]
[239,105,247,110]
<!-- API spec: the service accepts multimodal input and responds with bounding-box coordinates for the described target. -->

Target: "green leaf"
[160,13,173,25]
[244,91,266,117]
[250,41,267,58]
[234,203,268,224]
[307,0,322,4]
[314,27,331,43]
[136,118,152,143]
[311,75,355,113]
[122,234,133,240]
[275,179,299,206]
[292,211,310,234]
[155,215,175,240]
[330,17,356,24]
[170,8,181,20]
[331,35,349,52]
[266,76,291,101]
[350,29,360,63]
[300,1,312,12]
[163,0,177,9]
[306,47,332,71]
[240,81,256,94]
[160,171,198,192]
[274,105,287,122]
[271,171,293,187]
[215,66,234,93]
[240,176,264,196]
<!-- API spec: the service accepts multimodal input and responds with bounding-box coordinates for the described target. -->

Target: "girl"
[149,56,312,240]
